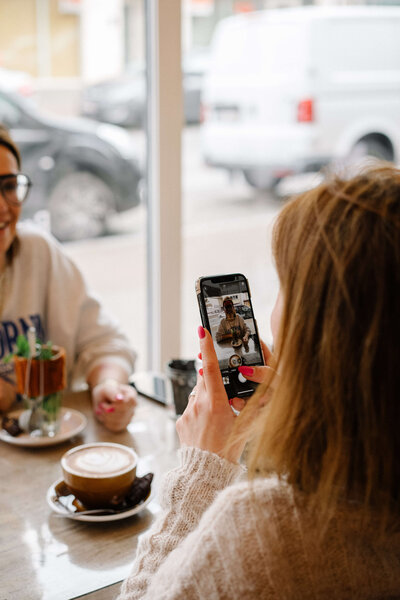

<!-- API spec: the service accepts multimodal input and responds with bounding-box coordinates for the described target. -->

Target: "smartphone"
[196,273,264,399]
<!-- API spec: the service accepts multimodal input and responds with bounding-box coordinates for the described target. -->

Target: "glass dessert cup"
[14,346,66,438]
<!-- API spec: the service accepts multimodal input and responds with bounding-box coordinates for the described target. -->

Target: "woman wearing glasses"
[0,126,136,432]
[216,296,250,347]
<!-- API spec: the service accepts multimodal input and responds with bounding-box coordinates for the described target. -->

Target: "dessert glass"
[14,345,66,437]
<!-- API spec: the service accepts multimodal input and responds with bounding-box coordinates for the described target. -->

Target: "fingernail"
[198,325,205,339]
[199,368,203,376]
[238,366,254,376]
[105,406,115,413]
[198,352,202,360]
[229,398,233,406]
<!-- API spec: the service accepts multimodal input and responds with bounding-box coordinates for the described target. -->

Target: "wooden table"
[0,390,179,600]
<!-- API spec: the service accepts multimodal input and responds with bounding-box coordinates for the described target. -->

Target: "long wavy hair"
[241,165,400,528]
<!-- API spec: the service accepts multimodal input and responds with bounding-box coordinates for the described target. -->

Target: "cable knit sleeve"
[117,446,244,600]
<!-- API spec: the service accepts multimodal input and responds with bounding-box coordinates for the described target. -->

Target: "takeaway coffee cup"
[61,442,137,508]
[166,359,197,416]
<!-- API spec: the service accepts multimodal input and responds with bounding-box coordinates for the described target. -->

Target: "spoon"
[54,506,124,517]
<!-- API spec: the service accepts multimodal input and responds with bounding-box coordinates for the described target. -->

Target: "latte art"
[61,442,138,508]
[64,445,135,478]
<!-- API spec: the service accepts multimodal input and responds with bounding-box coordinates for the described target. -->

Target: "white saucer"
[47,477,153,522]
[0,408,87,447]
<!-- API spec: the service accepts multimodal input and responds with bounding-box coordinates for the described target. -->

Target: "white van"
[201,6,400,189]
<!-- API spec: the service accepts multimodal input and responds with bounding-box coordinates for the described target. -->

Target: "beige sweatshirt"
[216,314,250,343]
[118,447,400,600]
[0,223,135,384]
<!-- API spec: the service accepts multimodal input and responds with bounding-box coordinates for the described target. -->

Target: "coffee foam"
[64,445,135,478]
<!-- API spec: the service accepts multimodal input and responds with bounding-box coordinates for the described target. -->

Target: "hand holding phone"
[196,273,264,399]
[176,326,248,463]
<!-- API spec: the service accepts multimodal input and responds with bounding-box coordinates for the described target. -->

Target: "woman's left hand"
[91,380,137,432]
[176,326,247,464]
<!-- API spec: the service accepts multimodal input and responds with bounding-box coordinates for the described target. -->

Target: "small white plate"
[0,408,87,447]
[46,477,153,522]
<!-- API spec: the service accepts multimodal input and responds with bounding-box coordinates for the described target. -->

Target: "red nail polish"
[229,399,233,406]
[198,325,205,339]
[238,366,254,376]
[105,406,115,413]
[198,352,202,360]
[199,368,203,376]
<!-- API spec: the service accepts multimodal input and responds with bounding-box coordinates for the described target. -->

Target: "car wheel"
[243,168,279,191]
[49,171,114,242]
[351,139,393,163]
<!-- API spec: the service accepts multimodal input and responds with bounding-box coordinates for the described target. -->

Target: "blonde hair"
[241,165,400,528]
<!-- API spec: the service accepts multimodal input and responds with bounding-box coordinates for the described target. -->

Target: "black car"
[0,89,142,241]
[235,304,253,320]
[218,303,253,320]
[81,51,209,128]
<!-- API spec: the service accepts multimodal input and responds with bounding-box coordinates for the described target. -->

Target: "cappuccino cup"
[61,442,137,508]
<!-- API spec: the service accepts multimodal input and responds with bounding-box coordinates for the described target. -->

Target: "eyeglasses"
[0,173,32,206]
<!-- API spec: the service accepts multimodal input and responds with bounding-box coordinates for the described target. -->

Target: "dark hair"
[243,165,400,530]
[0,125,21,262]
[0,125,21,169]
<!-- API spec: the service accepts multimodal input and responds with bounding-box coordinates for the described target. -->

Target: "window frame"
[146,0,183,371]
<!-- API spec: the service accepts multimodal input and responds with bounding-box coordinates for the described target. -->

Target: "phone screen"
[197,273,263,398]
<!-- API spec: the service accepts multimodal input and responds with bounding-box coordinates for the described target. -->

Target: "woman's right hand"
[176,326,247,464]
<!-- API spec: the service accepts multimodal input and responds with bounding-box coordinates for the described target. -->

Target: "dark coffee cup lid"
[167,359,195,371]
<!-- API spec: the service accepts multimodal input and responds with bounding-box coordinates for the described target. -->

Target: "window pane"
[182,0,281,361]
[0,0,147,371]
[183,1,400,360]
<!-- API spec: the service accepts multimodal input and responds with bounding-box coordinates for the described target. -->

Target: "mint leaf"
[39,342,53,360]
[16,334,30,358]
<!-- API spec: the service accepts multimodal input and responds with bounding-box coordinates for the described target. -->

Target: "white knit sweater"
[118,447,400,600]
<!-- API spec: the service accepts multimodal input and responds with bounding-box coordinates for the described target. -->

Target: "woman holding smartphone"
[118,166,400,598]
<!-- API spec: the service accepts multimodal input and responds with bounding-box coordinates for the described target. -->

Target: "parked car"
[81,50,209,128]
[0,89,142,241]
[82,63,145,129]
[182,50,210,124]
[235,304,252,320]
[218,303,252,320]
[201,6,400,190]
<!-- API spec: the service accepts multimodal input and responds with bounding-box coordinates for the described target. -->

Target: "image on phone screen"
[200,276,263,375]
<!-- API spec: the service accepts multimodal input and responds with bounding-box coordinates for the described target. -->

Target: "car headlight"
[96,123,137,161]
